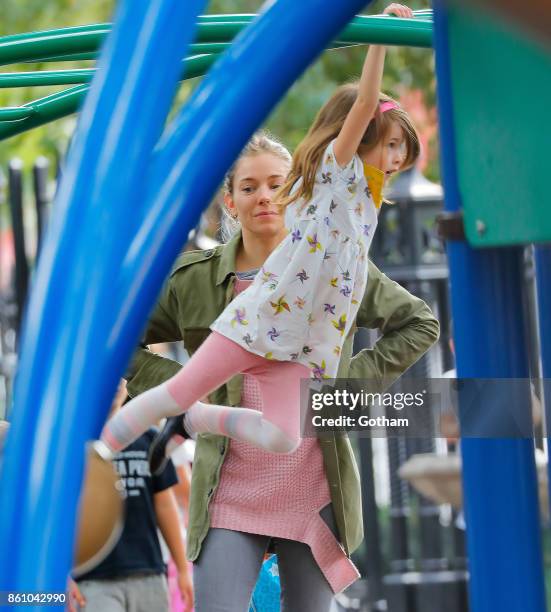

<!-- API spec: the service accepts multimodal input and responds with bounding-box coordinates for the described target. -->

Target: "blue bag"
[249,554,280,612]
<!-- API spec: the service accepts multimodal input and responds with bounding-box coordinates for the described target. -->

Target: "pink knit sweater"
[208,278,360,594]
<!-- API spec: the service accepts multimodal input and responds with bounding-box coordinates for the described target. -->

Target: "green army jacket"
[126,230,440,561]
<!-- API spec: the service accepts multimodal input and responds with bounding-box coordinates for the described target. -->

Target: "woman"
[124,133,439,611]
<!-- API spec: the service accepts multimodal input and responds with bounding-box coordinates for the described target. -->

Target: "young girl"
[100,3,419,467]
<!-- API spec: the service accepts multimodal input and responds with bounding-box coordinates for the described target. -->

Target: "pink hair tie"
[379,101,399,113]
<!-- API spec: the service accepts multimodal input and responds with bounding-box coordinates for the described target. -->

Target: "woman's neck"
[236,228,287,272]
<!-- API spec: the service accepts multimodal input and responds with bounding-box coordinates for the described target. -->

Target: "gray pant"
[77,573,169,612]
[194,505,337,612]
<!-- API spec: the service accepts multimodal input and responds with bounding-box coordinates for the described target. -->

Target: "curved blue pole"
[108,0,375,394]
[534,245,551,504]
[0,0,206,598]
[0,0,375,600]
[433,3,546,611]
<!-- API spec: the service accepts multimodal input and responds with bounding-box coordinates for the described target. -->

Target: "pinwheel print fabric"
[212,139,381,380]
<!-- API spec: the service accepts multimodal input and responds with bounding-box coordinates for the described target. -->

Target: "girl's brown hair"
[277,84,420,207]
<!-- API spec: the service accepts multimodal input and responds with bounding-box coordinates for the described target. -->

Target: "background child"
[100,3,419,468]
[75,381,193,611]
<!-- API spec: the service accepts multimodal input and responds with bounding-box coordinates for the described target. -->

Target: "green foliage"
[0,0,114,37]
[0,0,115,168]
[206,0,261,13]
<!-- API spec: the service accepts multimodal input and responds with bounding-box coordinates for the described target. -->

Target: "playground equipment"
[0,420,123,576]
[0,12,432,141]
[0,1,550,611]
[433,2,550,611]
[72,443,124,576]
[400,449,550,517]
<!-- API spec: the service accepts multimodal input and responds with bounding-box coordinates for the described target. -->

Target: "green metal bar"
[26,40,361,65]
[177,54,218,79]
[197,14,256,22]
[0,22,250,66]
[0,54,219,139]
[0,11,433,139]
[0,107,36,121]
[0,15,252,46]
[341,15,432,47]
[0,12,432,67]
[193,21,251,43]
[0,23,111,45]
[25,43,230,64]
[26,52,98,63]
[0,29,110,67]
[0,54,217,88]
[0,11,430,45]
[257,15,430,42]
[181,42,231,55]
[0,14,252,42]
[0,85,87,141]
[0,68,94,88]
[193,15,432,46]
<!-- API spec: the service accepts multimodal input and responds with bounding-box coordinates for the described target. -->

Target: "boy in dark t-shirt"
[74,428,192,611]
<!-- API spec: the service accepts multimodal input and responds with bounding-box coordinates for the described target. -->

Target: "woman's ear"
[223,192,237,219]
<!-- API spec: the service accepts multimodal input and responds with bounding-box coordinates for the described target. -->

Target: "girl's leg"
[184,359,310,453]
[193,528,269,612]
[101,333,309,455]
[101,332,262,454]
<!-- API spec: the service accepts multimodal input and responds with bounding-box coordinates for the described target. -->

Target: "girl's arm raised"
[333,3,413,167]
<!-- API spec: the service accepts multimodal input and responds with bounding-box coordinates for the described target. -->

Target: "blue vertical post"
[534,245,551,503]
[433,4,546,612]
[0,0,205,599]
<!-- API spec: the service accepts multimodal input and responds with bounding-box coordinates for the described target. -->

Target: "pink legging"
[102,332,310,454]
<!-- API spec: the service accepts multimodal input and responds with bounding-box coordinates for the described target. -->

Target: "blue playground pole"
[433,4,546,612]
[114,0,372,321]
[0,0,373,602]
[534,245,551,504]
[0,0,206,597]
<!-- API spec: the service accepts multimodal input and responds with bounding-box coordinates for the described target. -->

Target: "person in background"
[73,381,193,611]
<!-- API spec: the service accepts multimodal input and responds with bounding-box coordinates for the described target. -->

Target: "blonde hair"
[220,131,292,241]
[277,85,420,207]
[223,131,292,194]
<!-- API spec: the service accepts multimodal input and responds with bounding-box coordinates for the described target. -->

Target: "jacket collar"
[216,229,242,286]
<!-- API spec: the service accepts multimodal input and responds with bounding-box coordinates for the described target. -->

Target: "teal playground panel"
[446,5,551,247]
[433,3,549,612]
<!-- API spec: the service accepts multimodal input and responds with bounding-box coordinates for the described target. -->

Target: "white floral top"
[211,139,382,380]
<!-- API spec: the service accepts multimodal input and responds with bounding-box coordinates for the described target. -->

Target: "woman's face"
[360,121,407,180]
[225,153,290,238]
